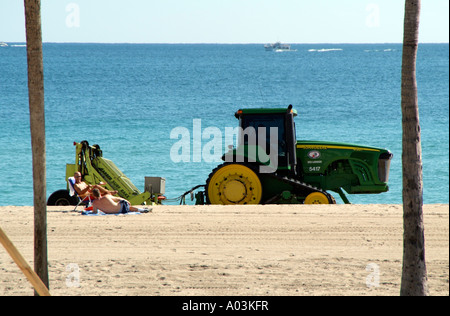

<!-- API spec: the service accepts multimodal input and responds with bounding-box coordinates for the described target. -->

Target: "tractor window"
[240,114,287,157]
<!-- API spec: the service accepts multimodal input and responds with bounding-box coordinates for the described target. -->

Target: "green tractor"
[47,141,165,206]
[202,105,393,205]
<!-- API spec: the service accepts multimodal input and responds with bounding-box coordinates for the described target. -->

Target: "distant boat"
[0,42,8,47]
[264,42,296,52]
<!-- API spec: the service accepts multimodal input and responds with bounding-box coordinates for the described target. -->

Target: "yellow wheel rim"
[207,164,262,205]
[304,192,330,204]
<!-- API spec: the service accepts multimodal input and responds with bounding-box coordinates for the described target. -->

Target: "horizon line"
[2,41,449,45]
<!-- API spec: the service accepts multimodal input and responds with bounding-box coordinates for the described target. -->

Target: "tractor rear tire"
[47,190,78,206]
[206,164,263,205]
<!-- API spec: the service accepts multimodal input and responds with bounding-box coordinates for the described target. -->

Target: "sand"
[0,204,448,296]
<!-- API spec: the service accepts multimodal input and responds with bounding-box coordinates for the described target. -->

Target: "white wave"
[364,48,396,53]
[308,48,343,52]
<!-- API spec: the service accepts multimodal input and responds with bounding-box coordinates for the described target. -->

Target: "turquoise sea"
[0,43,448,206]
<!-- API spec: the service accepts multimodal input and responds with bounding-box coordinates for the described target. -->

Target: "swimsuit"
[119,200,130,214]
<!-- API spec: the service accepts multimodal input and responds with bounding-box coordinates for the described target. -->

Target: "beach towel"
[81,210,142,216]
[68,177,76,196]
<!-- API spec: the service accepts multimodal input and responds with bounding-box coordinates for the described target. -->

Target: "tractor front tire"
[47,190,78,206]
[304,192,333,204]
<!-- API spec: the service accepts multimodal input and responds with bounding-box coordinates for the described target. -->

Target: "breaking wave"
[308,48,343,52]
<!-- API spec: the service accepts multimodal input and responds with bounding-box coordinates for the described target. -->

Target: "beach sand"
[0,204,448,296]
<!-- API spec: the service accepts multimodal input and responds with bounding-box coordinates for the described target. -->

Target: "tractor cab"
[232,105,298,174]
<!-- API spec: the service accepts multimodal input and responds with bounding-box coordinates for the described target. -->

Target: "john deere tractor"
[203,105,392,205]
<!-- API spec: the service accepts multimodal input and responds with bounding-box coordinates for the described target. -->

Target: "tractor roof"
[235,107,298,118]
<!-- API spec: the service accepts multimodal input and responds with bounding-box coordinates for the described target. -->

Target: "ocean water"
[0,43,448,206]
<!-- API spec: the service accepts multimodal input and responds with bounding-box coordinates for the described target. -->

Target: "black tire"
[47,190,78,206]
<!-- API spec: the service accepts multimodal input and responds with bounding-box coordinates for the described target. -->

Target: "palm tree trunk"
[24,0,49,294]
[400,0,428,296]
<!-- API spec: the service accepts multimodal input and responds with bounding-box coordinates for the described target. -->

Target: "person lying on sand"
[91,188,151,214]
[73,172,118,199]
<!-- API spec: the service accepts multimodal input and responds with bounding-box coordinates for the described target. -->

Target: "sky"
[0,0,449,44]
